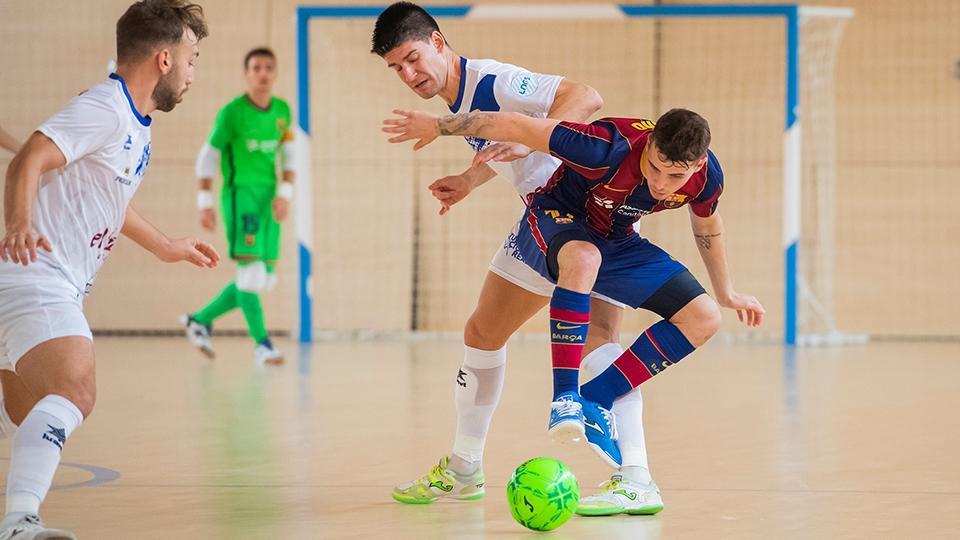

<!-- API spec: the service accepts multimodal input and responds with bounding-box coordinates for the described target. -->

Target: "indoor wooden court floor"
[2,336,958,539]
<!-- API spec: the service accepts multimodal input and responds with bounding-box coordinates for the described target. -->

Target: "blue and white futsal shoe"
[548,391,585,443]
[581,399,621,468]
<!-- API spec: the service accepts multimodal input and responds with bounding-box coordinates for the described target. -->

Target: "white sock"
[450,345,506,474]
[580,342,625,383]
[581,343,653,483]
[0,401,17,439]
[6,395,83,515]
[613,389,653,484]
[621,465,653,485]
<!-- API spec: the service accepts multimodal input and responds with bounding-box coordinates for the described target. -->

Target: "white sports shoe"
[392,456,485,504]
[576,475,664,516]
[0,513,75,540]
[254,340,283,366]
[180,314,214,359]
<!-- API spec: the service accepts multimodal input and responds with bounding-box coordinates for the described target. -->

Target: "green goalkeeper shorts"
[222,186,281,262]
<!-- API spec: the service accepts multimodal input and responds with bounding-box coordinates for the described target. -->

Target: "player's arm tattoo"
[695,232,721,250]
[438,112,493,137]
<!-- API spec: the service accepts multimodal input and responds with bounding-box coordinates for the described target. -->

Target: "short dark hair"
[649,108,711,167]
[244,47,276,69]
[371,2,443,57]
[116,0,208,64]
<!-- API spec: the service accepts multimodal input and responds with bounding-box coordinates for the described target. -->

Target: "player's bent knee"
[561,242,601,272]
[674,295,721,346]
[546,230,598,281]
[55,384,95,419]
[73,374,97,418]
[463,313,509,350]
[236,261,269,293]
[698,297,722,341]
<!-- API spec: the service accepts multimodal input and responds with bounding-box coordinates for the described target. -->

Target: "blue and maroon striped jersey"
[532,117,724,238]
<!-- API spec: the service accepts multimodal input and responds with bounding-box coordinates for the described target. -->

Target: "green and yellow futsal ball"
[506,457,579,531]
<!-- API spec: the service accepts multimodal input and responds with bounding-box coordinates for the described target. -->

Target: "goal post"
[294,3,854,345]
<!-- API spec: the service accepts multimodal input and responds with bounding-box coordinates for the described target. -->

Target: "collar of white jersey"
[108,73,152,127]
[448,56,469,113]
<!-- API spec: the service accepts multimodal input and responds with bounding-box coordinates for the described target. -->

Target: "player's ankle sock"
[237,290,268,343]
[581,320,694,409]
[620,465,653,485]
[448,454,480,477]
[549,287,590,399]
[0,400,18,439]
[451,346,505,469]
[6,395,83,515]
[195,282,239,324]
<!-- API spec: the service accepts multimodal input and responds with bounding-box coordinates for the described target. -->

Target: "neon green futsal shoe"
[392,456,485,504]
[576,475,663,516]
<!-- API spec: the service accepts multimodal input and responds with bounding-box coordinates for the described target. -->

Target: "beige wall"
[0,0,956,338]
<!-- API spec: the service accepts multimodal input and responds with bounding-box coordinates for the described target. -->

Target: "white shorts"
[0,279,92,371]
[488,220,627,309]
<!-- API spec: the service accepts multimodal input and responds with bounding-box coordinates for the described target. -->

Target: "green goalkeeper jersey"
[209,95,293,189]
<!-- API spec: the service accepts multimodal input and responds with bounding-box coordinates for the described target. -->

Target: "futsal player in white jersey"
[372,2,663,514]
[0,2,211,538]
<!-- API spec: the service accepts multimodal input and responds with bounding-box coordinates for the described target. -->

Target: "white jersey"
[0,74,152,295]
[449,57,564,199]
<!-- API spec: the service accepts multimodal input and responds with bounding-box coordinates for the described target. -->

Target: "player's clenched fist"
[0,226,52,266]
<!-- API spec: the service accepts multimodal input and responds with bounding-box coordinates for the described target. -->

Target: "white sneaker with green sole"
[392,456,485,504]
[576,475,663,516]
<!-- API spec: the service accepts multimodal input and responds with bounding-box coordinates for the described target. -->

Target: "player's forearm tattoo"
[695,232,721,250]
[439,112,491,137]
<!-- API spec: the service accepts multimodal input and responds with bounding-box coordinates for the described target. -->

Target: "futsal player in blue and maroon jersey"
[385,107,765,507]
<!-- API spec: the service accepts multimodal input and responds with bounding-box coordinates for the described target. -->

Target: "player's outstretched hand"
[383,109,439,150]
[272,197,289,222]
[0,226,52,266]
[159,237,220,269]
[719,292,765,327]
[472,142,532,168]
[199,208,217,232]
[428,174,473,215]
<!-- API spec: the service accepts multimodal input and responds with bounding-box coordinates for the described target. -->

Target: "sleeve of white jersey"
[491,63,564,116]
[37,94,123,165]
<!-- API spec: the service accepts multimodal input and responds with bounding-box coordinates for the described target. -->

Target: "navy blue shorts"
[513,204,688,309]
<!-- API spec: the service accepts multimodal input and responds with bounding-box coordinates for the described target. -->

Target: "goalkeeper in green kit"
[182,47,294,365]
